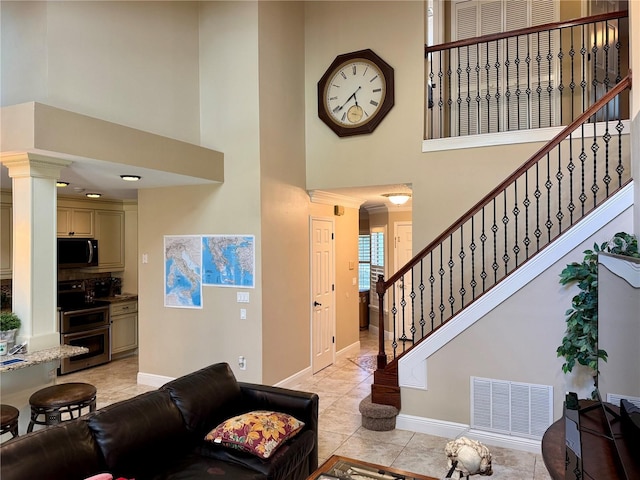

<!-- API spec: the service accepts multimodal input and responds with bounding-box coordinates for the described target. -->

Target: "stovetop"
[57,280,110,312]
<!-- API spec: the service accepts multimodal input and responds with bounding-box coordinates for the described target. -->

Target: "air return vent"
[471,377,553,439]
[607,393,640,408]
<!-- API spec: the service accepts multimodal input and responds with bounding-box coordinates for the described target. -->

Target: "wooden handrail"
[425,10,628,56]
[383,73,632,289]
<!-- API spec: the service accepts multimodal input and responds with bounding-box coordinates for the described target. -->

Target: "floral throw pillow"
[204,410,305,459]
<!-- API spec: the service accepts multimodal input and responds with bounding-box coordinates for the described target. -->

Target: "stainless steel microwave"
[57,238,99,268]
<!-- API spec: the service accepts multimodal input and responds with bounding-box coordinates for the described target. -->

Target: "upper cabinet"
[94,210,125,271]
[57,208,95,237]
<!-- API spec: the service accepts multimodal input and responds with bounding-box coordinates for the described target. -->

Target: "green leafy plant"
[557,232,639,383]
[0,311,21,331]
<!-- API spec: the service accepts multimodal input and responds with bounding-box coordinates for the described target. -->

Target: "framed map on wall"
[202,235,255,288]
[164,235,203,308]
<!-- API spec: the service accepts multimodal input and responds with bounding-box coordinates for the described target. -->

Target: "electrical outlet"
[240,308,247,320]
[238,356,246,370]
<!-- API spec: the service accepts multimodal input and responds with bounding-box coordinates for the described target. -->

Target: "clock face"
[318,49,394,137]
[324,59,386,128]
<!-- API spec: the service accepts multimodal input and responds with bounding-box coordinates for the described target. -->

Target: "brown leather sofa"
[0,363,319,480]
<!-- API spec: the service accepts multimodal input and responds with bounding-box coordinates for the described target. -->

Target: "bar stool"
[27,382,97,433]
[0,404,19,438]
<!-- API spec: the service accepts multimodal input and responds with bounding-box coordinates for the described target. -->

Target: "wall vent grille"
[471,376,553,439]
[607,393,640,408]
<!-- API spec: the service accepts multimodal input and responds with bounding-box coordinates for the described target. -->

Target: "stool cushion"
[29,383,96,408]
[1,404,19,424]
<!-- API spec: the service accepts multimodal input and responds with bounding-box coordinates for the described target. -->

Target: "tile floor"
[59,329,552,480]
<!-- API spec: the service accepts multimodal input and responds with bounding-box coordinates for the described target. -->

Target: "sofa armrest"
[238,382,319,472]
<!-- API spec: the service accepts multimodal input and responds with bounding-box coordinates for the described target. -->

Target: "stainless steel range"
[58,280,111,375]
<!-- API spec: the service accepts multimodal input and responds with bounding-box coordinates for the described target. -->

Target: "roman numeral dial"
[318,49,395,137]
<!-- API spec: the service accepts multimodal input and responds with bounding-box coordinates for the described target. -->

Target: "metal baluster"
[485,41,491,133]
[615,118,624,187]
[604,21,610,93]
[438,51,444,137]
[429,253,435,331]
[456,47,462,137]
[410,268,416,343]
[476,43,481,135]
[523,170,531,259]
[447,49,453,137]
[534,162,542,251]
[581,25,587,116]
[547,30,553,127]
[391,287,398,358]
[459,226,466,308]
[558,28,564,124]
[567,131,576,225]
[536,32,542,128]
[545,153,553,243]
[512,181,520,267]
[603,104,611,199]
[516,35,522,130]
[502,189,509,275]
[480,208,487,291]
[591,117,599,209]
[495,40,501,133]
[526,33,532,130]
[438,244,445,324]
[592,23,598,113]
[505,37,511,130]
[556,144,565,233]
[491,199,499,283]
[419,259,426,338]
[569,26,576,122]
[580,124,587,216]
[470,216,477,300]
[428,51,435,139]
[448,235,455,317]
[399,273,407,349]
[466,45,472,135]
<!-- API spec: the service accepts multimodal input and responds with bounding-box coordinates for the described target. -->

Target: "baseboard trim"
[137,371,174,388]
[274,366,312,389]
[396,413,541,454]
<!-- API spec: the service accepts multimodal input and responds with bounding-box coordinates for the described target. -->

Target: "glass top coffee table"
[308,455,438,480]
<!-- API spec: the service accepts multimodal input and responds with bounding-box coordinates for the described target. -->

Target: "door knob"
[313,301,322,307]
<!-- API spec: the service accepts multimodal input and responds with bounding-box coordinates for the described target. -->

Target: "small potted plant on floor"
[0,311,21,348]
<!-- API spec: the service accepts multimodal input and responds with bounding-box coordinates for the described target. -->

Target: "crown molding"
[308,190,363,209]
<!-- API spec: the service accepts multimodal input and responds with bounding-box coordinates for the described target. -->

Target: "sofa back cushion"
[162,362,242,437]
[86,389,191,477]
[0,420,105,480]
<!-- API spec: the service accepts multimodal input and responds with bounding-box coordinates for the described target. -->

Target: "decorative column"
[1,153,71,352]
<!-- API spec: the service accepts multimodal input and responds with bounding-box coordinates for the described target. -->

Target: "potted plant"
[0,311,21,348]
[557,232,639,397]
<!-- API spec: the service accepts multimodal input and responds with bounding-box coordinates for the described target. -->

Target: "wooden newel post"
[376,274,387,370]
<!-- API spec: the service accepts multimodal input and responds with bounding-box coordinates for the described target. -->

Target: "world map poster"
[202,235,255,288]
[164,235,203,308]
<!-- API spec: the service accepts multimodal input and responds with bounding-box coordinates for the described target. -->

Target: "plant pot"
[0,329,18,349]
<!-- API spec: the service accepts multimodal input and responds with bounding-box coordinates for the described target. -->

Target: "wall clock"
[318,49,394,137]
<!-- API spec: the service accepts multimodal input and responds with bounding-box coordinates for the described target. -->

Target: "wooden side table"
[541,400,640,480]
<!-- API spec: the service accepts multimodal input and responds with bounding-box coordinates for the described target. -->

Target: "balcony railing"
[425,11,629,140]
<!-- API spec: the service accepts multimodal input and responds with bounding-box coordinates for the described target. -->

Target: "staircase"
[371,11,632,411]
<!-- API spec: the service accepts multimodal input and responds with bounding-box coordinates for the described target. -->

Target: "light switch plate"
[237,292,250,303]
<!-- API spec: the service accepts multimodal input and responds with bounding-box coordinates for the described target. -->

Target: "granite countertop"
[99,293,138,303]
[0,345,89,372]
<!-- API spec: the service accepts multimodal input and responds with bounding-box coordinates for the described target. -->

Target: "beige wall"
[0,1,202,143]
[257,2,311,384]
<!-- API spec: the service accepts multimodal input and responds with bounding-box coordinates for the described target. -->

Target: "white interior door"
[394,222,413,342]
[310,217,335,374]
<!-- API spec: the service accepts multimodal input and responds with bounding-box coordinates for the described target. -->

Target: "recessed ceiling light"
[86,193,102,198]
[120,174,141,181]
[56,181,69,187]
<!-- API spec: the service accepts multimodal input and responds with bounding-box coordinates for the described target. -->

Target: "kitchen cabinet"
[57,208,94,237]
[95,210,125,271]
[110,300,138,356]
[0,204,12,279]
